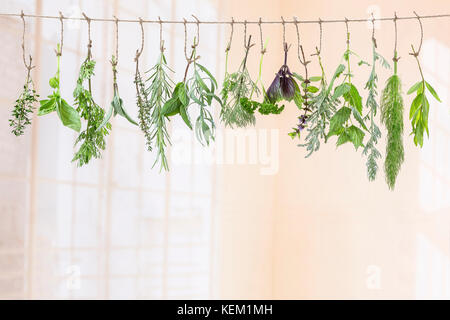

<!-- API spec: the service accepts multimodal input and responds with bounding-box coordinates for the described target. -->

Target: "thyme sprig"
[363,38,390,181]
[220,36,259,128]
[72,43,110,167]
[10,67,38,136]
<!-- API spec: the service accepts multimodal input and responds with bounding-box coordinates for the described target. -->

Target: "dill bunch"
[220,37,259,128]
[72,55,110,167]
[380,53,404,190]
[10,70,38,136]
[363,40,390,181]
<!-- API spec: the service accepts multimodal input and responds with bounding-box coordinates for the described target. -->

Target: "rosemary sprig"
[363,39,390,181]
[407,45,441,147]
[142,51,174,171]
[38,43,81,132]
[72,48,110,167]
[220,36,259,128]
[10,68,38,136]
[380,52,404,189]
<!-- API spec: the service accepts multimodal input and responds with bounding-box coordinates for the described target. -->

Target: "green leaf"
[177,83,189,106]
[351,107,368,131]
[292,73,304,82]
[333,83,351,99]
[179,104,192,129]
[56,99,81,132]
[309,76,322,82]
[38,98,56,116]
[161,97,181,117]
[346,84,363,114]
[328,107,351,137]
[196,63,218,88]
[425,81,441,102]
[409,93,423,119]
[346,125,365,150]
[407,81,423,95]
[98,103,114,130]
[307,86,319,93]
[336,130,351,146]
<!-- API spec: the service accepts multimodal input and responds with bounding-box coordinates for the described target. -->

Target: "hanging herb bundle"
[326,22,369,150]
[239,21,284,117]
[163,20,220,146]
[296,49,343,155]
[99,19,137,130]
[407,14,441,148]
[380,16,404,190]
[10,13,38,136]
[143,48,174,171]
[363,19,390,181]
[220,35,259,128]
[38,16,81,132]
[72,16,110,167]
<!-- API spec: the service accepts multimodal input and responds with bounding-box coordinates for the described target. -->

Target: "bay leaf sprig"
[407,46,441,147]
[220,36,259,128]
[38,43,81,132]
[72,18,110,167]
[327,26,369,150]
[363,29,390,181]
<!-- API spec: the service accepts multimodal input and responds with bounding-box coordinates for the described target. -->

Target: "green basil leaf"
[38,98,57,116]
[179,104,193,130]
[161,97,181,117]
[57,99,81,132]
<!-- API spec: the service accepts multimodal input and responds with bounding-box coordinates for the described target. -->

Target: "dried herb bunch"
[38,43,81,132]
[407,48,441,148]
[72,30,111,167]
[220,36,259,128]
[10,67,38,136]
[363,29,390,181]
[297,47,342,156]
[380,51,404,190]
[327,26,369,150]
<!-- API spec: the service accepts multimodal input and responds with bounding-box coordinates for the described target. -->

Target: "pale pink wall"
[217,0,450,299]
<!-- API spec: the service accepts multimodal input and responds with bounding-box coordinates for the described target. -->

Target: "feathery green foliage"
[408,46,441,148]
[297,48,342,156]
[363,40,390,181]
[72,53,110,167]
[141,51,174,171]
[380,53,404,189]
[38,44,81,132]
[10,69,38,136]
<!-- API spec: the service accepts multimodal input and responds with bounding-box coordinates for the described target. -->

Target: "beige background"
[0,0,449,299]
